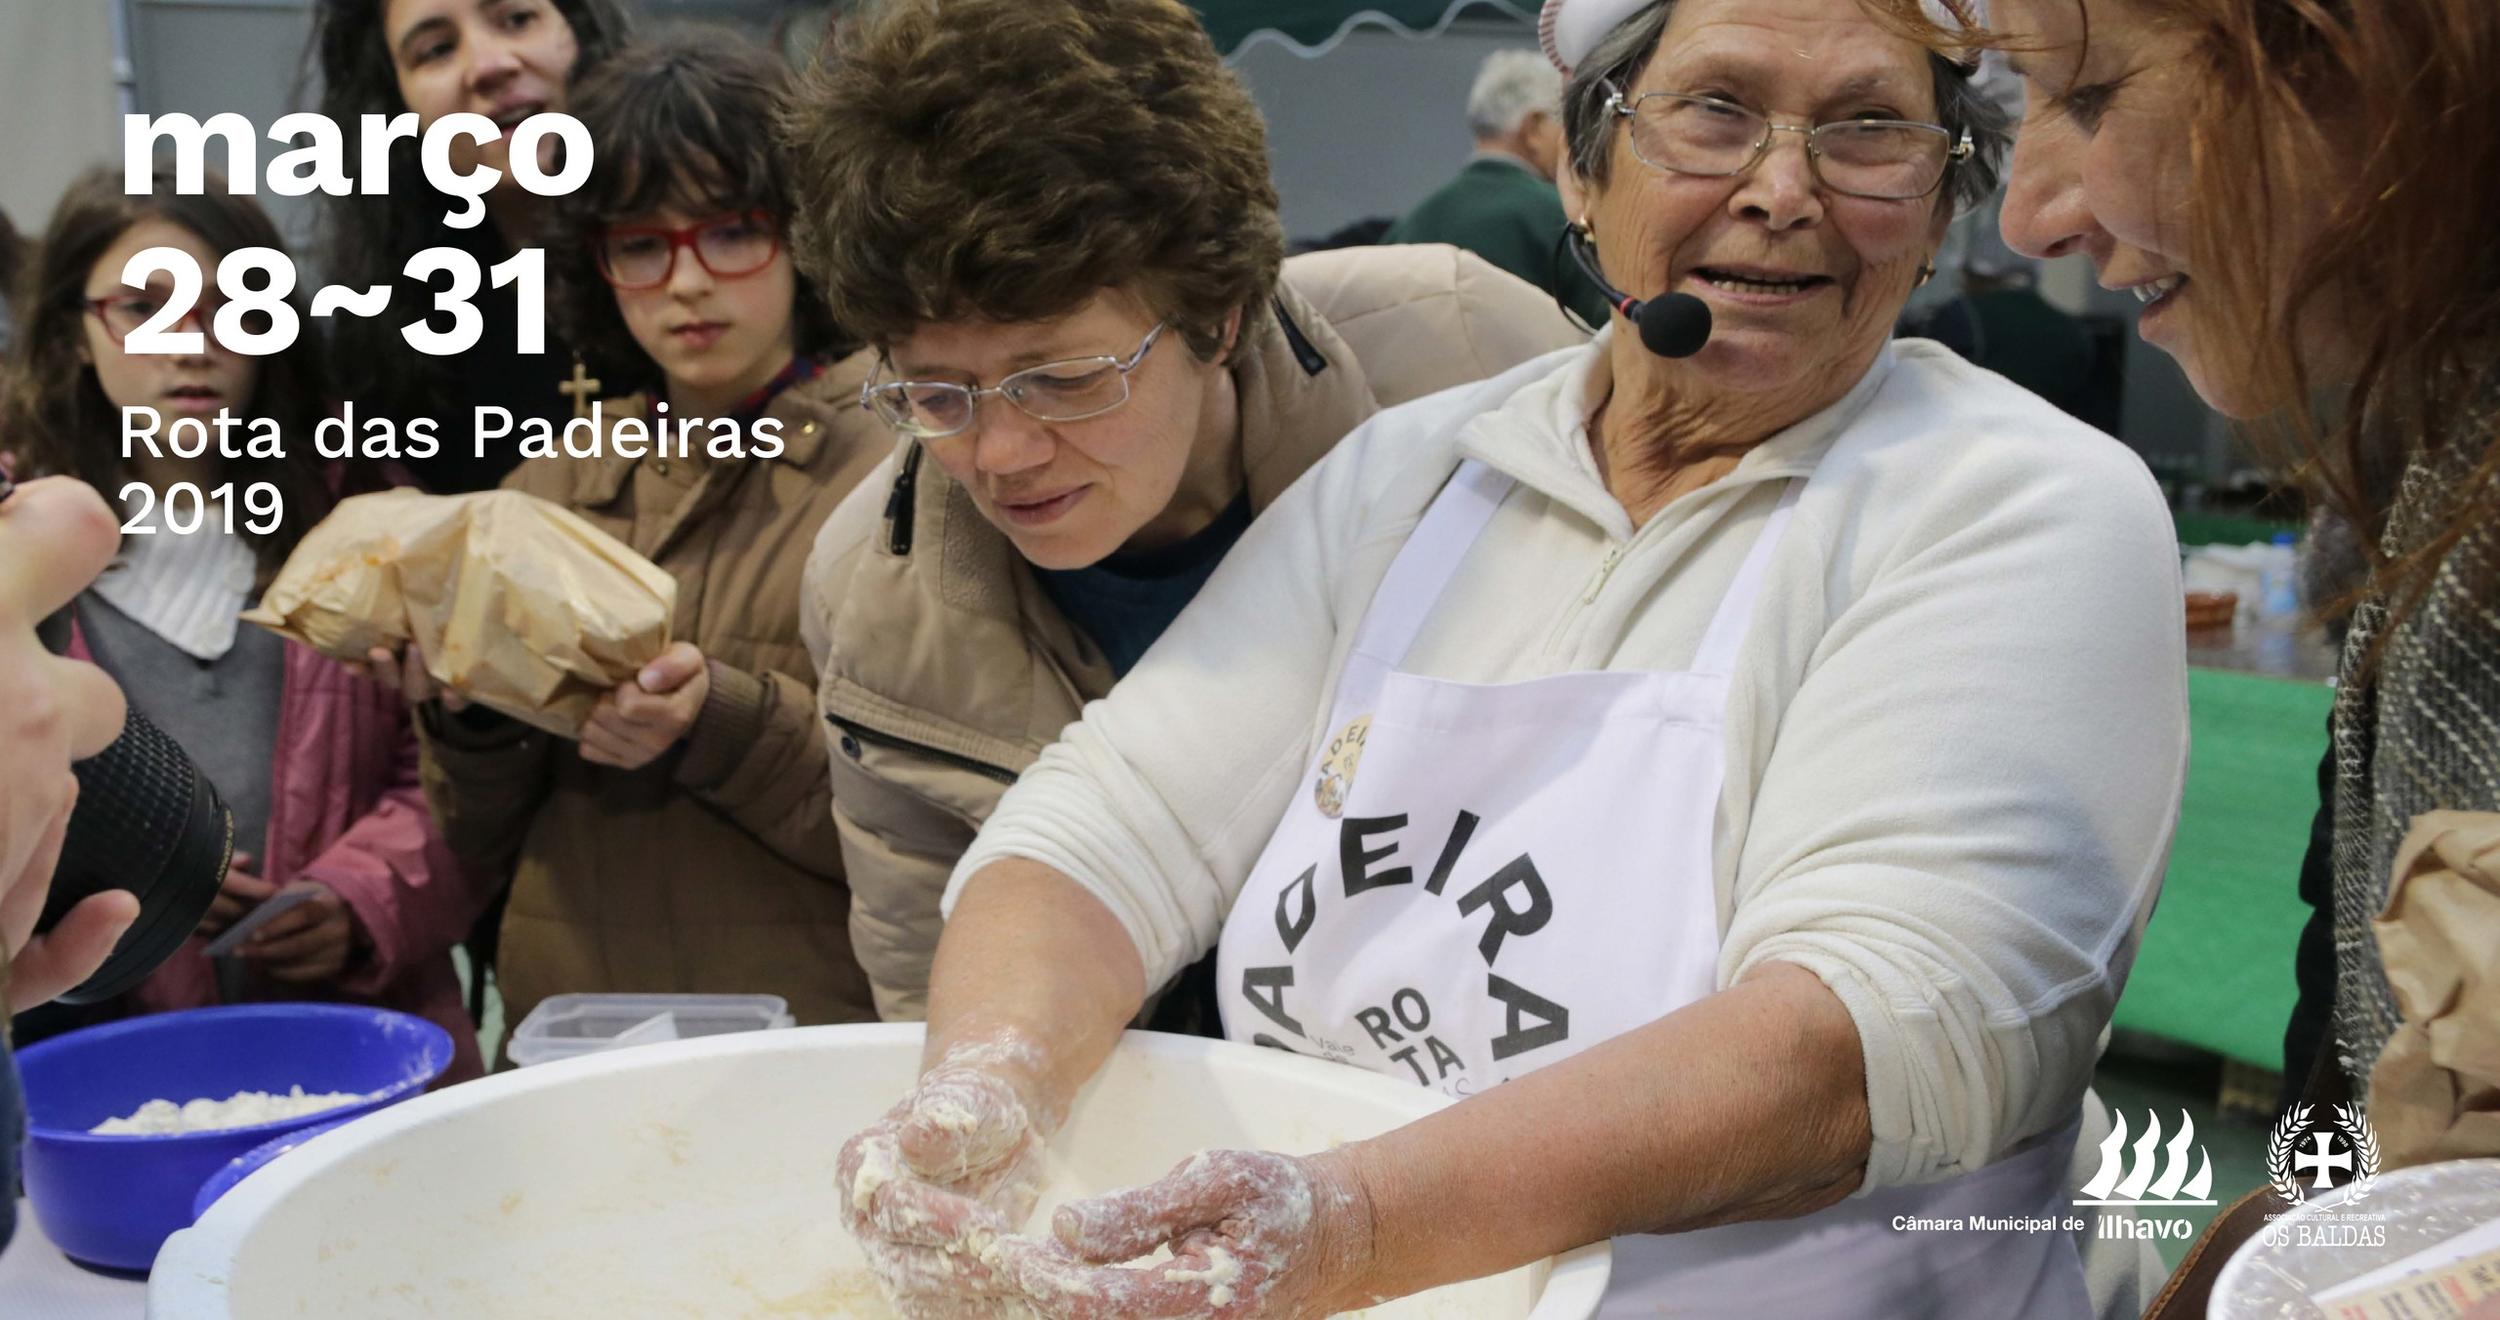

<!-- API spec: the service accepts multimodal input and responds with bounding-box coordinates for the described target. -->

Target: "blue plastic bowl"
[16,1004,451,1273]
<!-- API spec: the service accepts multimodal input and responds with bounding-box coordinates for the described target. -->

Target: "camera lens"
[33,679,233,1005]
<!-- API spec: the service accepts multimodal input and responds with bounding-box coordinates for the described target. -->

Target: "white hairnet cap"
[1538,0,1986,76]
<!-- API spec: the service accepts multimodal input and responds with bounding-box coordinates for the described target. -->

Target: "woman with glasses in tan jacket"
[788,0,1588,1030]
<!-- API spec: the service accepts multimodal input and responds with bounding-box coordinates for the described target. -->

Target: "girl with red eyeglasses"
[364,28,892,1042]
[0,165,494,1082]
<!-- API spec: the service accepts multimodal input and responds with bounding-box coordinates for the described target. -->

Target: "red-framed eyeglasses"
[595,210,781,291]
[85,290,262,348]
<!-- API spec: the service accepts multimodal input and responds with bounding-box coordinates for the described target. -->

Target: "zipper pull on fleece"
[1582,543,1625,604]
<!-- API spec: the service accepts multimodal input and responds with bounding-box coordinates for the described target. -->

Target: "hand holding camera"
[0,475,140,1011]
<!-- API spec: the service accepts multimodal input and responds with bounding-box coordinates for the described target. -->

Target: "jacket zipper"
[882,443,924,555]
[826,713,1020,786]
[1580,543,1625,604]
[1271,295,1330,377]
[1549,540,1625,661]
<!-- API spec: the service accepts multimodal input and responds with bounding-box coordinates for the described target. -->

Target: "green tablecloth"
[2111,669,2333,1067]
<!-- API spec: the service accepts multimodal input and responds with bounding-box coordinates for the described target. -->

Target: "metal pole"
[109,0,140,116]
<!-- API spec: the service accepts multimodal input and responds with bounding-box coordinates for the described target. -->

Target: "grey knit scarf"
[2328,420,2500,1094]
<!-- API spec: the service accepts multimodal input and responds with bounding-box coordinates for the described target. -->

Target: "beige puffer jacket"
[800,244,1588,1020]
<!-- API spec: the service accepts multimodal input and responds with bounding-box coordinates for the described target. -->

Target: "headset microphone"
[1564,225,1712,359]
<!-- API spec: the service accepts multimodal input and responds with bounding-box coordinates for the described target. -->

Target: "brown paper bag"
[242,488,676,736]
[2368,810,2500,1170]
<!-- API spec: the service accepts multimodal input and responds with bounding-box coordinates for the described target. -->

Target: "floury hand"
[838,1034,1056,1317]
[996,1149,1378,1319]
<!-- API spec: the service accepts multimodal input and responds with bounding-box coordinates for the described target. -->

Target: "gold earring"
[1915,261,1937,287]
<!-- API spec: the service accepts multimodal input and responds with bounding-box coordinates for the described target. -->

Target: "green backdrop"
[2111,669,2333,1068]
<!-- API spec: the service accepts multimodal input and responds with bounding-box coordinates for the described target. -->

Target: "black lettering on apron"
[1276,864,1318,954]
[1392,988,1431,1033]
[1340,814,1412,896]
[1356,988,1434,1049]
[1240,965,1306,1038]
[1388,1033,1467,1085]
[1387,1043,1431,1084]
[1486,973,1571,1060]
[1455,853,1555,964]
[1422,809,1482,896]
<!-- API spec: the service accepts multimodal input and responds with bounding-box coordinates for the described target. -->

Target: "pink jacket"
[69,625,495,1084]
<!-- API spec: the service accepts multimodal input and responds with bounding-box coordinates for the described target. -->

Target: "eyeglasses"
[862,322,1169,440]
[84,290,272,348]
[596,211,781,290]
[1606,87,1971,201]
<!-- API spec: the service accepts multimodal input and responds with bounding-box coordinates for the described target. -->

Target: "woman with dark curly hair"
[788,0,1584,1034]
[307,0,629,492]
[367,27,890,1039]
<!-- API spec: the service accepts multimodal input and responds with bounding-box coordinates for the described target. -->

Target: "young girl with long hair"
[1,165,492,1081]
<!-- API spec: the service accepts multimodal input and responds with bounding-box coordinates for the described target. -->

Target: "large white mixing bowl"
[151,1024,1609,1317]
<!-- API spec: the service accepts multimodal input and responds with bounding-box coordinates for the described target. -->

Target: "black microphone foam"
[1562,226,1714,360]
[1634,293,1713,359]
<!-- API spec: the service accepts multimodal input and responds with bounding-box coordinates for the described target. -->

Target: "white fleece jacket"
[949,334,2189,1192]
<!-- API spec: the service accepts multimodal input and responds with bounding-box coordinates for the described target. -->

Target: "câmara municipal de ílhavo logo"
[2075,1110,2218,1208]
[2267,1103,2380,1204]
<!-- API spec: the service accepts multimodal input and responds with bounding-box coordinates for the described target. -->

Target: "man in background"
[1907,224,2102,425]
[1385,49,1610,328]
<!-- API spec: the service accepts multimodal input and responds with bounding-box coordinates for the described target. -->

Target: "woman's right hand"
[364,642,466,711]
[838,1036,1055,1317]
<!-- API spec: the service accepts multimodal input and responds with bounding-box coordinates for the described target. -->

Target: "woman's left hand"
[997,1149,1376,1319]
[236,880,362,984]
[579,643,710,769]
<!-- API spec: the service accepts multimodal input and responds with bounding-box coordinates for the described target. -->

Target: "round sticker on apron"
[1313,715,1370,818]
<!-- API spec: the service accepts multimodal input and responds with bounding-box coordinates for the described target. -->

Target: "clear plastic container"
[505,993,793,1067]
[2213,1157,2500,1317]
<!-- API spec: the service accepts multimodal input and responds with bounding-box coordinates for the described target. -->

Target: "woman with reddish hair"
[1879,0,2500,1305]
[1885,0,2500,1117]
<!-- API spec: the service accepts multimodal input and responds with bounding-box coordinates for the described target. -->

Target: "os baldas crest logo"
[2267,1104,2379,1204]
[2076,1110,2217,1207]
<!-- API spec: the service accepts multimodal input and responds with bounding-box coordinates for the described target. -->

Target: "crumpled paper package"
[241,488,675,737]
[2369,810,2500,1170]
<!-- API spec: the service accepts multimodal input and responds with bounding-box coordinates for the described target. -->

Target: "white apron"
[1215,460,2089,1318]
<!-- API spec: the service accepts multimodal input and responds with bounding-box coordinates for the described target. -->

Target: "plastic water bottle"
[2261,531,2301,619]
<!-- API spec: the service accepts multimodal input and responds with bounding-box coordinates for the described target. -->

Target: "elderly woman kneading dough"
[838,0,2188,1314]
